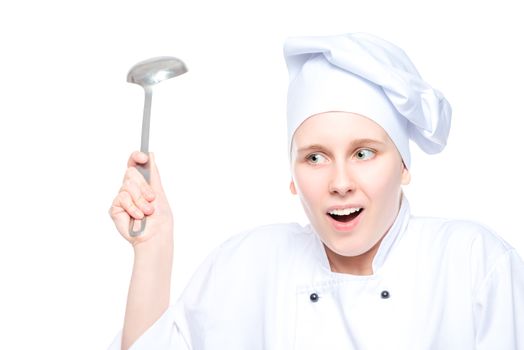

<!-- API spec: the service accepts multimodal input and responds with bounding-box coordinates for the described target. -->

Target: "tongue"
[330,210,362,223]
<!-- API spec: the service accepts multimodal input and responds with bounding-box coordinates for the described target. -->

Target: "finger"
[120,179,154,215]
[123,167,156,202]
[141,182,156,202]
[122,165,151,191]
[127,151,149,168]
[116,191,145,220]
[108,200,131,235]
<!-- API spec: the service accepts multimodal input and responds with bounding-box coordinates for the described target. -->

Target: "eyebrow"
[296,138,385,154]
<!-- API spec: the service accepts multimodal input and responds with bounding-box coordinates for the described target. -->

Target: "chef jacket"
[108,198,524,349]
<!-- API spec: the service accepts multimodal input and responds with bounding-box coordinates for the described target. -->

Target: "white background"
[1,0,523,348]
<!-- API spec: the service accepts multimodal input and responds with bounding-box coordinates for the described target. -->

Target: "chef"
[108,32,524,349]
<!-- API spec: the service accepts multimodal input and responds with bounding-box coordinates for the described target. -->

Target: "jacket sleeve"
[474,249,524,349]
[107,306,191,350]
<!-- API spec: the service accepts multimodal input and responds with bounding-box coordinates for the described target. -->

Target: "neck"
[324,236,384,275]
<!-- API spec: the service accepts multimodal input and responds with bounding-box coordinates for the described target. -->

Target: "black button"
[381,290,390,299]
[310,293,319,302]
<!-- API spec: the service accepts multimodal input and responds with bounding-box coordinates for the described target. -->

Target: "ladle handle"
[128,163,151,236]
[129,87,153,237]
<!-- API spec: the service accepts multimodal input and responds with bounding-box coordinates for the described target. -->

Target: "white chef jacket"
[109,198,524,349]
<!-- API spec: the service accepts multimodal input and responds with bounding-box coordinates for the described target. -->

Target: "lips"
[326,206,365,231]
[328,209,363,223]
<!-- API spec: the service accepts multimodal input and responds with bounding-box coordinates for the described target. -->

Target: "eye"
[306,153,328,164]
[354,148,375,161]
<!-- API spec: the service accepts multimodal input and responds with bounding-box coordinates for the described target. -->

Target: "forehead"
[292,111,392,147]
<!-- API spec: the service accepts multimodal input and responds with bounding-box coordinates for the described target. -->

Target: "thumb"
[148,152,164,192]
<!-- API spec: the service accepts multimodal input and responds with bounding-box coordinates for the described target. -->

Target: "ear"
[289,179,297,195]
[401,165,411,185]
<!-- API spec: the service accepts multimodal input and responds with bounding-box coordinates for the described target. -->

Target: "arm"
[109,151,174,349]
[474,249,524,349]
[122,235,173,349]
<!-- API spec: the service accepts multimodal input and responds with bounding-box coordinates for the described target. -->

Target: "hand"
[109,151,173,247]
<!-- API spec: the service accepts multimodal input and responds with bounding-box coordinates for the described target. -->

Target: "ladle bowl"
[127,56,187,86]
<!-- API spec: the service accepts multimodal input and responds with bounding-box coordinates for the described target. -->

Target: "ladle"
[127,56,187,237]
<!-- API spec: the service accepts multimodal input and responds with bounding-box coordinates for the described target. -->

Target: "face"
[290,112,410,259]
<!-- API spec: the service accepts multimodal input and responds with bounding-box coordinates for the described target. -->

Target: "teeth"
[328,207,362,216]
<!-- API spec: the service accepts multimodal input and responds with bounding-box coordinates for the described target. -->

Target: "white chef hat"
[284,32,452,168]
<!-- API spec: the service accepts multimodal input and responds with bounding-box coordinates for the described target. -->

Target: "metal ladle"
[127,56,188,237]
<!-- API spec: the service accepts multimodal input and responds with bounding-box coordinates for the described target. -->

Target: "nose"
[328,162,356,196]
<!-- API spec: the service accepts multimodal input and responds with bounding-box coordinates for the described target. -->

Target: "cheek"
[292,168,328,207]
[357,161,403,200]
[294,171,318,197]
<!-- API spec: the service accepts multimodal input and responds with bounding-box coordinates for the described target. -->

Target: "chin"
[323,237,374,258]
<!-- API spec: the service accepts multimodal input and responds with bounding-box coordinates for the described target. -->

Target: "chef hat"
[284,32,452,168]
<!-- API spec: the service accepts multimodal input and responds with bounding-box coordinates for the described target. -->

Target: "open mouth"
[327,208,364,223]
